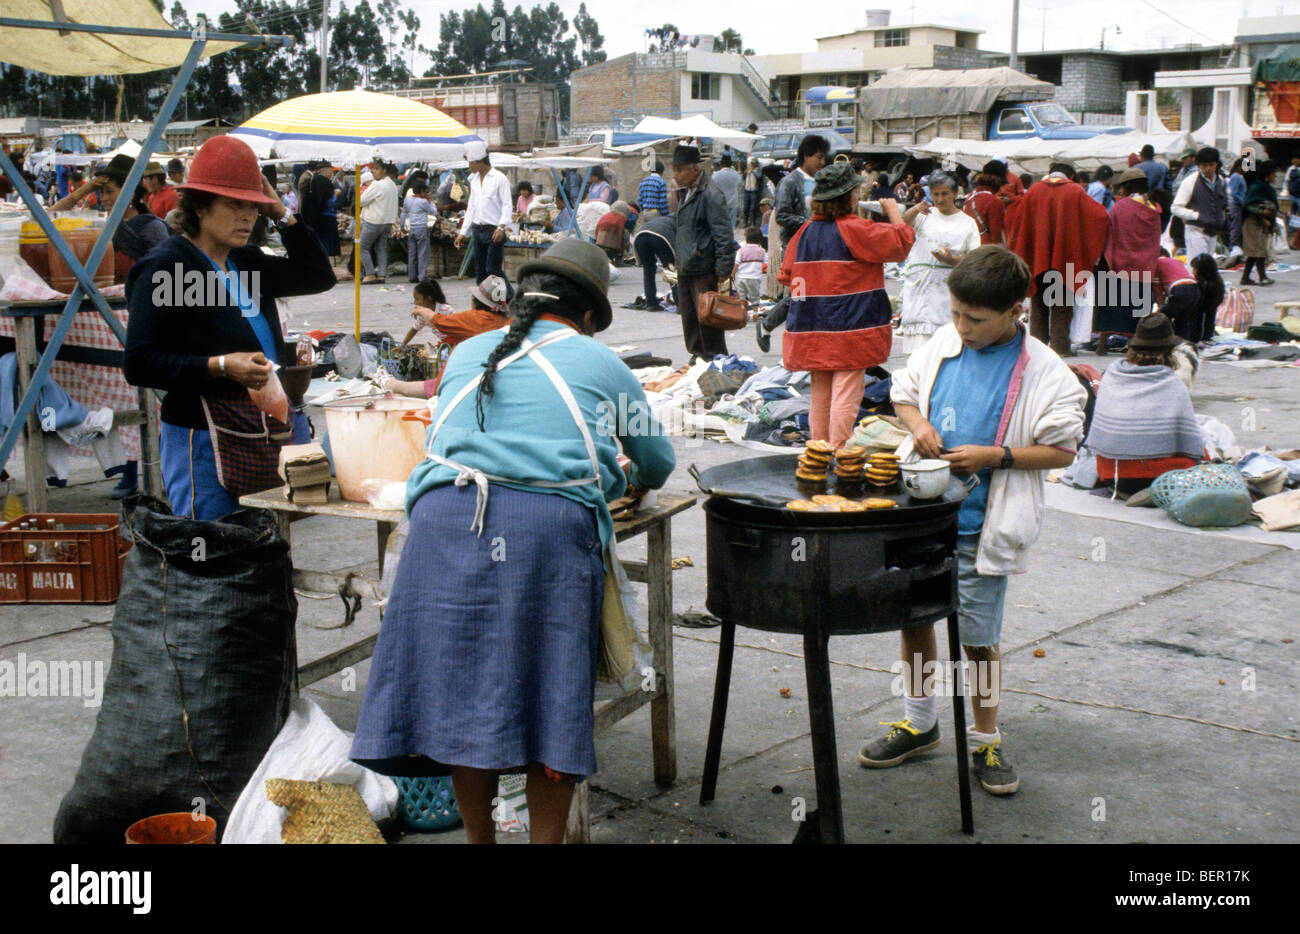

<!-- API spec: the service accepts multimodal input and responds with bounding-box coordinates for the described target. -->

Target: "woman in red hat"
[124,135,336,520]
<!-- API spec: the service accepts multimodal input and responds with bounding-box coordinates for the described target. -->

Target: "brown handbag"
[697,291,749,330]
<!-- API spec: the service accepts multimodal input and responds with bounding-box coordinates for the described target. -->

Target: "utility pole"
[319,0,330,93]
[1009,0,1020,71]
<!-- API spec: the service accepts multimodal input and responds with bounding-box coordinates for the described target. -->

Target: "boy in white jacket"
[859,245,1086,795]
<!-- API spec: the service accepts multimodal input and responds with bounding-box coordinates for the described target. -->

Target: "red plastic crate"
[0,513,131,604]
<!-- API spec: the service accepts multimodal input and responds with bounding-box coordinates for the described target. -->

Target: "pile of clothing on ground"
[632,354,895,449]
[1199,323,1300,365]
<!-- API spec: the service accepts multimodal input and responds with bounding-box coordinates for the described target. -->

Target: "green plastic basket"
[1150,464,1253,527]
[393,776,461,832]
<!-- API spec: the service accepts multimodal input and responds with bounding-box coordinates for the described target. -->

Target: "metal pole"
[0,39,208,475]
[0,17,291,45]
[1009,0,1020,72]
[354,164,361,340]
[320,0,330,93]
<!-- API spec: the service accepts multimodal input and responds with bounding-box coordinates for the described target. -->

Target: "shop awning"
[0,0,248,76]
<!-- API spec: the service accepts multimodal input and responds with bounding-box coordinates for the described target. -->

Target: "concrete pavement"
[1,246,1296,844]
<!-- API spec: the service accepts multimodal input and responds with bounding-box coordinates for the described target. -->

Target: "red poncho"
[1104,195,1162,277]
[1006,175,1110,295]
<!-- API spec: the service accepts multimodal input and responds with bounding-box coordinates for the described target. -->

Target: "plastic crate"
[0,513,131,604]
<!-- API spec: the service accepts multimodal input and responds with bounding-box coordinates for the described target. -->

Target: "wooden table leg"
[646,519,677,788]
[564,780,591,844]
[140,388,163,499]
[14,317,47,514]
[376,520,393,576]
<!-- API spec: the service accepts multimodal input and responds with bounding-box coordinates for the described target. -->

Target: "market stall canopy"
[631,115,764,153]
[24,137,143,170]
[858,67,1056,122]
[230,90,481,163]
[905,132,1193,175]
[1251,43,1300,83]
[0,0,246,75]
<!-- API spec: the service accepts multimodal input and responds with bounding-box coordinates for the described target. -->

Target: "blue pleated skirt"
[350,483,605,778]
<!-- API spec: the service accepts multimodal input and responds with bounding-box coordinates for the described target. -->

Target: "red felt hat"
[176,135,278,204]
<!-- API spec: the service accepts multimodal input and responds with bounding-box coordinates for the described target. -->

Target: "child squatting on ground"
[858,245,1088,795]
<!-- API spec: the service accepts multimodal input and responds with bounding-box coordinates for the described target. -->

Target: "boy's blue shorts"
[956,534,1008,648]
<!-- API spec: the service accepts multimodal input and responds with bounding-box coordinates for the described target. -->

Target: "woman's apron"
[422,326,648,685]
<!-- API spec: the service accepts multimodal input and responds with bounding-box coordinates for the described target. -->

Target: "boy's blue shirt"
[928,330,1023,535]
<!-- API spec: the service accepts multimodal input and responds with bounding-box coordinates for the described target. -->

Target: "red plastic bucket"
[124,813,217,844]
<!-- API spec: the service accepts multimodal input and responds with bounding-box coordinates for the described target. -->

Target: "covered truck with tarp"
[852,66,1133,157]
[1251,43,1300,139]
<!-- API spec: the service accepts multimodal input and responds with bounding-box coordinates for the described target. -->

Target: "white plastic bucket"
[322,396,429,503]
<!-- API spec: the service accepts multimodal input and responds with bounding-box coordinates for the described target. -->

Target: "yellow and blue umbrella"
[230,88,479,163]
[231,90,482,337]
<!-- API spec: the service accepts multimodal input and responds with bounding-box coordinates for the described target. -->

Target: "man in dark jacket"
[672,145,737,360]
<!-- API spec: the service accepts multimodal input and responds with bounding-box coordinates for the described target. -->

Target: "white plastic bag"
[222,697,398,844]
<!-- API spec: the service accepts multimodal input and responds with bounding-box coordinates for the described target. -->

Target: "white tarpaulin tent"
[24,138,143,171]
[0,0,244,75]
[905,132,1194,175]
[632,115,764,153]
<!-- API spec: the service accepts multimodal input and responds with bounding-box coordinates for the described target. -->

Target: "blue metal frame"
[0,21,290,478]
[548,166,595,242]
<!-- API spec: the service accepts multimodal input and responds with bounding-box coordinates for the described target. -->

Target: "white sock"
[903,694,937,732]
[968,727,1000,754]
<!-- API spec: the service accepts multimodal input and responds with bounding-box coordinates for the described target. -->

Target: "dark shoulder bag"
[200,386,295,497]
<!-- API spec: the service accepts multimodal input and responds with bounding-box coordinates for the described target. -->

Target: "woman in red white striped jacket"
[778,162,915,448]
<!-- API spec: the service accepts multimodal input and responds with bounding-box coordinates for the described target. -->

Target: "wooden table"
[1,299,163,511]
[237,485,697,843]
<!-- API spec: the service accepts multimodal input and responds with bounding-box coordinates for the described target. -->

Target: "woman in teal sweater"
[352,240,675,844]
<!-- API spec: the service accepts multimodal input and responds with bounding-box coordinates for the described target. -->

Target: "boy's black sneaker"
[857,719,940,768]
[972,739,1020,795]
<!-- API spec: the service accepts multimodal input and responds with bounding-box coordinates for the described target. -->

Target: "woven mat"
[265,779,386,844]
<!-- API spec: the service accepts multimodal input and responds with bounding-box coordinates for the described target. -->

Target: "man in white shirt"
[1170,147,1227,261]
[454,140,514,297]
[359,161,399,283]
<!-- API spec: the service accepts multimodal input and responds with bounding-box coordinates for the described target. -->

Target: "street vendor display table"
[0,299,163,511]
[238,485,697,843]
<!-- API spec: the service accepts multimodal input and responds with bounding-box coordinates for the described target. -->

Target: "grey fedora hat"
[517,238,613,331]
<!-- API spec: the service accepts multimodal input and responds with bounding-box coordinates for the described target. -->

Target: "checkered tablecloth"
[0,306,147,459]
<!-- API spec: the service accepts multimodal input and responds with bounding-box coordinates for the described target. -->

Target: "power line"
[1130,0,1225,46]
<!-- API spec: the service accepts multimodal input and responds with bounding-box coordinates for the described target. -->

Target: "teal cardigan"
[406,319,676,551]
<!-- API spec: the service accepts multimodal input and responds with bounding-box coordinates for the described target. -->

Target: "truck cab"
[988,102,1133,140]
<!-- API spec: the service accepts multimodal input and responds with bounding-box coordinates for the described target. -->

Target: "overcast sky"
[183,0,1282,69]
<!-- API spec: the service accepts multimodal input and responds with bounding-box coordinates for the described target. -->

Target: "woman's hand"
[221,351,274,389]
[931,246,960,265]
[878,197,903,224]
[412,305,438,327]
[904,202,931,225]
[941,445,1000,475]
[258,176,287,220]
[910,420,946,460]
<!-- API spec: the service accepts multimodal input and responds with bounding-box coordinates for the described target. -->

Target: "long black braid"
[473,271,592,430]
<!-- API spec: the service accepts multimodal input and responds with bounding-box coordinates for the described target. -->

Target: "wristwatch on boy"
[999,446,1015,469]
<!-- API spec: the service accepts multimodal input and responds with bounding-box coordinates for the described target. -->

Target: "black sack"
[53,495,297,843]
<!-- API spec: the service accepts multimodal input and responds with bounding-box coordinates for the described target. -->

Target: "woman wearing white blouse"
[897,171,981,354]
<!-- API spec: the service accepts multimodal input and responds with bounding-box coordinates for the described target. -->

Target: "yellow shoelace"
[879,718,921,738]
[975,741,1003,767]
